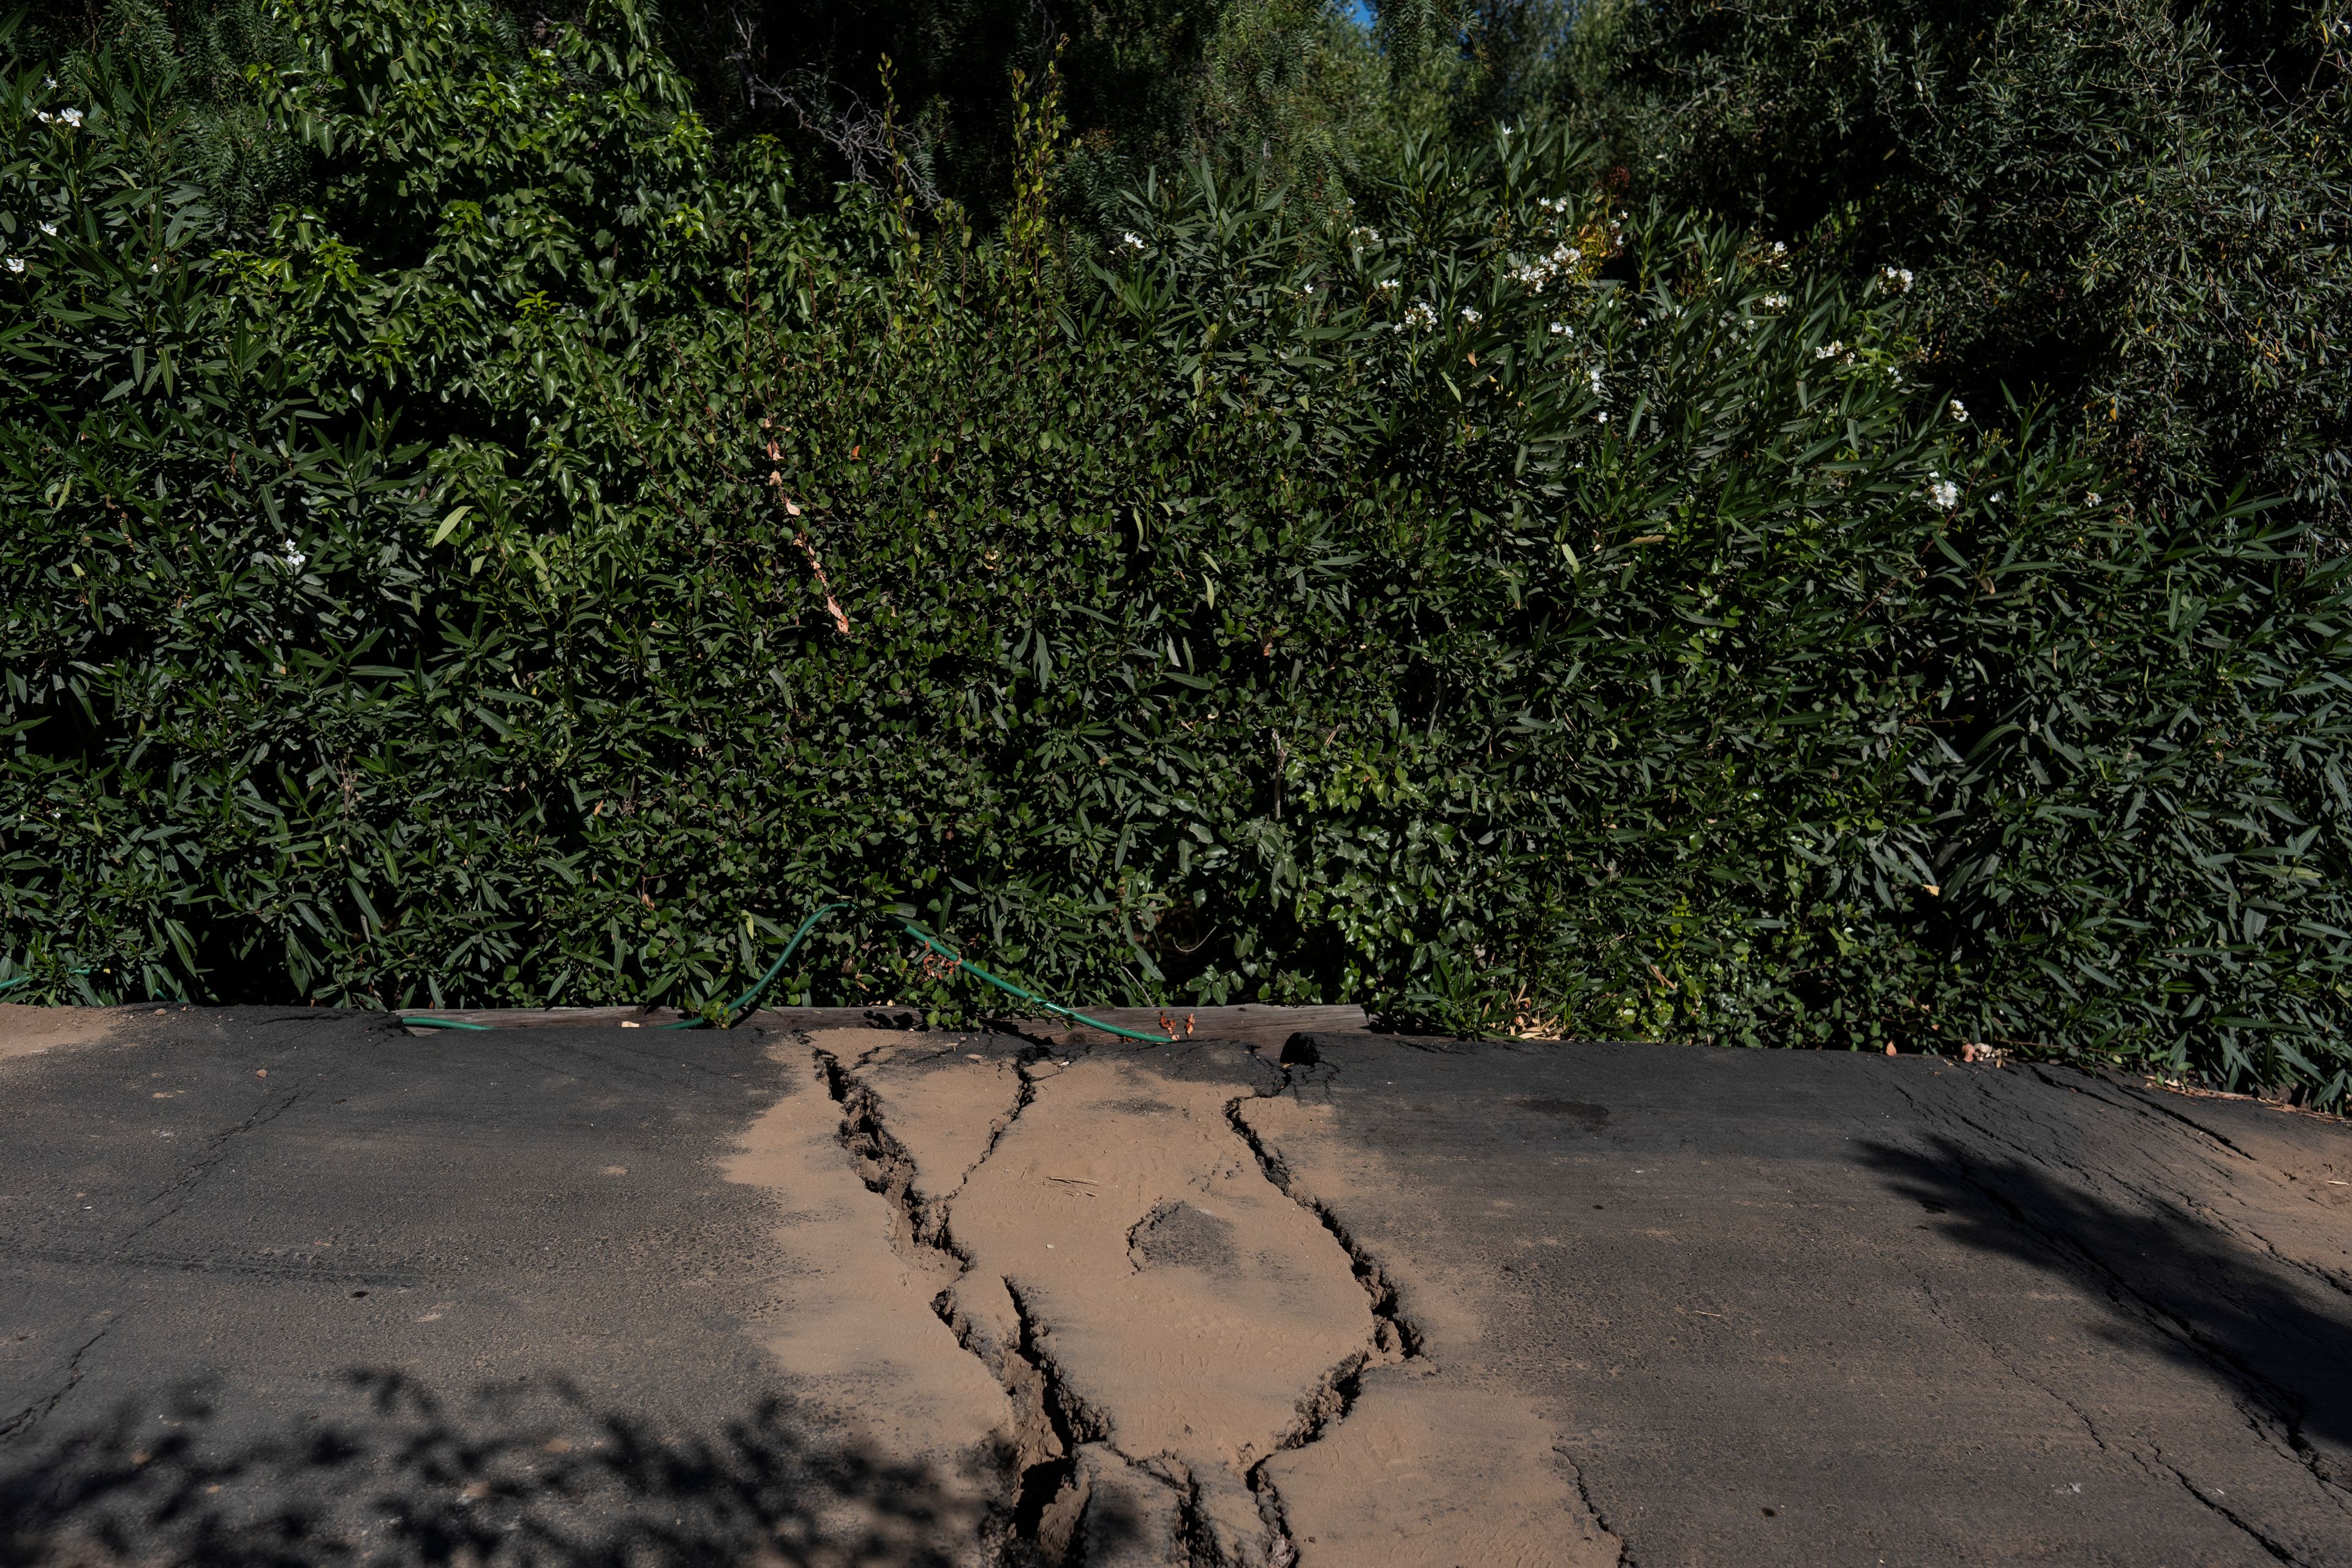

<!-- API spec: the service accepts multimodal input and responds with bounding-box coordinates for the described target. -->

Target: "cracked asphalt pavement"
[3,1006,2350,1566]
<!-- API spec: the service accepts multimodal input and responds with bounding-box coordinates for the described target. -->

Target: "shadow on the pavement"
[1863,1137,2352,1464]
[0,1370,1010,1567]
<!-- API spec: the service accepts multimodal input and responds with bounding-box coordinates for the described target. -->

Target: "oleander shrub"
[1,0,2346,1101]
[1572,0,2352,539]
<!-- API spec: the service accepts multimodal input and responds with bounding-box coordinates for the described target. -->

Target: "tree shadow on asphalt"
[0,1368,1074,1567]
[1862,1136,2352,1472]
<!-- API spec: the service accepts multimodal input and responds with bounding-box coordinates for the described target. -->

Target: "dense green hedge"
[3,1,2347,1100]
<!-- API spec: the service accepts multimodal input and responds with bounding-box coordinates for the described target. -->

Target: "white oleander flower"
[1597,411,1610,424]
[1510,242,1588,294]
[1948,398,1969,423]
[58,107,81,127]
[1548,321,1571,336]
[1403,301,1437,329]
[1815,341,1845,360]
[1926,477,1960,510]
[5,257,21,273]
[1760,293,1789,309]
[38,222,56,236]
[1459,306,1482,323]
[1588,366,1604,395]
[43,76,56,89]
[1121,232,1144,249]
[1881,265,1913,291]
[1376,278,1400,291]
[281,539,308,570]
[2086,492,2101,507]
[34,111,51,124]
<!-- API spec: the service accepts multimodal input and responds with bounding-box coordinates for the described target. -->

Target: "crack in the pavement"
[1901,1248,2314,1562]
[946,1057,1040,1216]
[815,1039,1110,1561]
[1207,1060,1426,1565]
[1240,1455,1298,1568]
[1901,1074,2337,1311]
[1170,1466,1219,1567]
[2033,1066,2256,1163]
[132,1085,306,1238]
[1924,1136,2352,1521]
[1887,1071,2352,1509]
[819,1045,970,1255]
[1557,1440,1637,1568]
[815,1038,1384,1565]
[1222,1080,1425,1362]
[0,1321,111,1447]
[998,1275,1113,1545]
[2054,1383,2305,1564]
[2155,1459,2305,1564]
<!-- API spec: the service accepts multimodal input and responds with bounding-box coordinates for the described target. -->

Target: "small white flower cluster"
[1536,196,1572,215]
[1302,283,1315,297]
[38,221,56,236]
[1376,278,1400,292]
[1348,225,1381,244]
[1403,300,1438,329]
[282,538,309,571]
[1924,473,1960,511]
[2086,492,2101,507]
[34,107,84,128]
[1880,265,1914,292]
[1508,243,1583,293]
[1948,398,1969,423]
[1814,340,1847,360]
[1758,293,1790,311]
[1548,320,1572,336]
[1120,232,1144,250]
[1588,367,1605,396]
[4,257,21,274]
[1765,241,1787,264]
[1459,306,1482,324]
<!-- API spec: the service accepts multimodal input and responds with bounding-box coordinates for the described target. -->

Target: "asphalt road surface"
[2,1006,2347,1567]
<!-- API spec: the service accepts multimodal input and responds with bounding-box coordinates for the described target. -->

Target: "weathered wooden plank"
[398,1005,688,1030]
[981,1003,1371,1052]
[393,1001,1373,1047]
[398,1005,923,1033]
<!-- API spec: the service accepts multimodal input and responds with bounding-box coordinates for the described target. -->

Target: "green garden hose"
[895,921,1167,1042]
[395,901,1171,1043]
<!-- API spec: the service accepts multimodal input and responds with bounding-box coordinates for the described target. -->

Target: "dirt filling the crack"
[724,1028,1614,1567]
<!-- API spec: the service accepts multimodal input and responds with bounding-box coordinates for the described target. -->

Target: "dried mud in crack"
[723,1028,1615,1567]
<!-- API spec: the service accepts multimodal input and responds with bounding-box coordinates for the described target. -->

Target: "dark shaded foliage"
[1575,0,2352,538]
